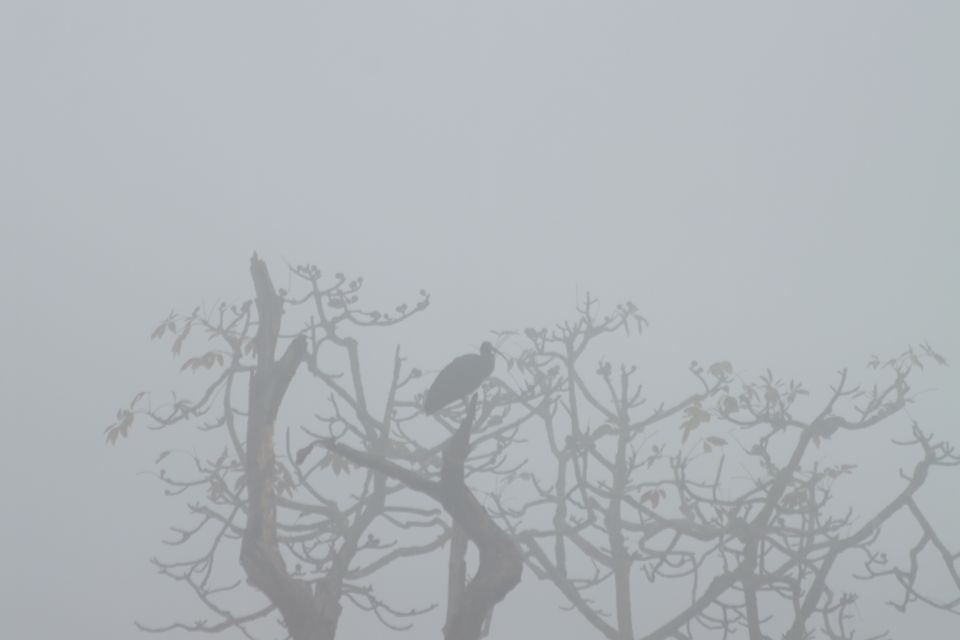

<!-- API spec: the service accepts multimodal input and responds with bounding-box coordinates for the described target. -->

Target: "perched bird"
[424,341,500,415]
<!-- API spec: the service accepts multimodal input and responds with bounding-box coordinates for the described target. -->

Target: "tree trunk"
[239,254,342,640]
[446,524,469,632]
[325,398,523,640]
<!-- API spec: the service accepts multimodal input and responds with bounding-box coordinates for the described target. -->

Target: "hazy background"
[2,1,958,638]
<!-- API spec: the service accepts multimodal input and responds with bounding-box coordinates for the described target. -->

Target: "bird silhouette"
[424,342,499,415]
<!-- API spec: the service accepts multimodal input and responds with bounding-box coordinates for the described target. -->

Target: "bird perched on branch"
[424,341,501,415]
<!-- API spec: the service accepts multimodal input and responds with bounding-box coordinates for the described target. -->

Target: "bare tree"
[491,297,959,640]
[108,256,445,639]
[109,261,959,640]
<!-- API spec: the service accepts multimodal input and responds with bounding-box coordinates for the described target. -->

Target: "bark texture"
[240,254,341,640]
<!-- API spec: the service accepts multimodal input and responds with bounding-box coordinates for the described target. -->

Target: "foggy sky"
[2,2,959,638]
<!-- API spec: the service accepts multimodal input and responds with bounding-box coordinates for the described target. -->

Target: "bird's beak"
[493,346,512,369]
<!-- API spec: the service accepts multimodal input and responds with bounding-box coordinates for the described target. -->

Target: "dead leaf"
[708,361,733,380]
